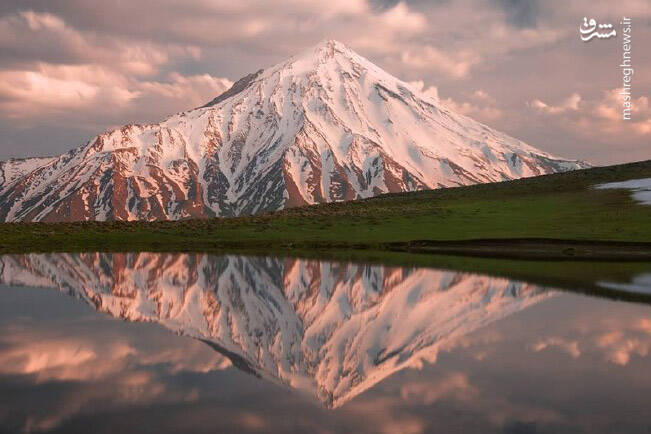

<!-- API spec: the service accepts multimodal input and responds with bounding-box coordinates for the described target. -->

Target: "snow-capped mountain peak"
[0,253,552,407]
[0,40,587,222]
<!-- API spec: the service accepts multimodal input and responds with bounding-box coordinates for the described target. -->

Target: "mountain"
[0,252,552,407]
[0,40,587,222]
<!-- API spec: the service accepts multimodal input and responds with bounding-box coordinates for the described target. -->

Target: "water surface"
[0,253,650,433]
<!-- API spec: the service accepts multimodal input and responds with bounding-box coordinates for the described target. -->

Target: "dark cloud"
[492,0,539,28]
[368,0,450,11]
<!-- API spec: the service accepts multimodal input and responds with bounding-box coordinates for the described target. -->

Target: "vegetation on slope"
[0,160,649,255]
[1,159,650,301]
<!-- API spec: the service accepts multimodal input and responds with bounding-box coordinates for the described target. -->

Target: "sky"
[0,0,648,165]
[2,280,651,433]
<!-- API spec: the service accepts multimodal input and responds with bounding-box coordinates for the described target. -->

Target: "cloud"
[0,0,649,164]
[492,0,539,28]
[440,90,503,121]
[0,320,230,382]
[0,8,235,142]
[0,65,136,116]
[400,372,478,405]
[531,337,581,358]
[0,65,231,121]
[594,330,650,366]
[0,339,134,382]
[473,90,491,100]
[345,397,427,434]
[529,93,581,114]
[592,88,651,135]
[528,89,650,138]
[400,46,480,79]
[407,80,439,100]
[0,320,230,432]
[528,311,651,366]
[0,11,199,74]
[18,10,65,30]
[138,73,233,104]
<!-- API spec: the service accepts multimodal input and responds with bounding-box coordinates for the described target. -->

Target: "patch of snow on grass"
[598,273,651,295]
[596,177,651,205]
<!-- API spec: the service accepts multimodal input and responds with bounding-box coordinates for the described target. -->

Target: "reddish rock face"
[0,252,549,408]
[0,40,588,222]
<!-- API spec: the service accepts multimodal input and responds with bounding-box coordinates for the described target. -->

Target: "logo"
[580,17,616,41]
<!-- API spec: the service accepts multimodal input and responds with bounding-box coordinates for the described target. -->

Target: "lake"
[0,253,650,433]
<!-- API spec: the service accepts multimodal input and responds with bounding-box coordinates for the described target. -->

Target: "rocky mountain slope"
[0,253,551,407]
[0,40,587,222]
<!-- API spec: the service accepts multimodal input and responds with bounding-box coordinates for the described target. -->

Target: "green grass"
[1,160,650,301]
[308,251,651,304]
[1,159,649,254]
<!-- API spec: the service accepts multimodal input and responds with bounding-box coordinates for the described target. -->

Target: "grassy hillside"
[0,160,650,256]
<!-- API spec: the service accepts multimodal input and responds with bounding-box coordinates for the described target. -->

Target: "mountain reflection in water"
[0,253,550,408]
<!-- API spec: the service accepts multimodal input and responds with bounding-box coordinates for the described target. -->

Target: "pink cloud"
[0,326,230,383]
[400,46,479,78]
[531,337,581,358]
[592,88,651,135]
[529,93,581,115]
[400,372,478,405]
[529,89,650,137]
[528,310,651,367]
[594,330,650,366]
[0,64,231,122]
[440,92,503,121]
[407,80,439,100]
[0,1,648,164]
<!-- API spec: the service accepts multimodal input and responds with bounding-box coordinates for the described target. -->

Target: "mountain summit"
[0,252,550,408]
[0,40,587,222]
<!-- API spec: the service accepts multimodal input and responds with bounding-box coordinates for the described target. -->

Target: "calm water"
[0,253,650,433]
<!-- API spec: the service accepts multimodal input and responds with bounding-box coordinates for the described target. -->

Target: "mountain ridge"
[0,252,551,407]
[0,40,587,222]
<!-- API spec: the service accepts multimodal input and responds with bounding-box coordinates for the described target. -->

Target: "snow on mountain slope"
[0,40,588,222]
[0,253,552,407]
[0,157,57,190]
